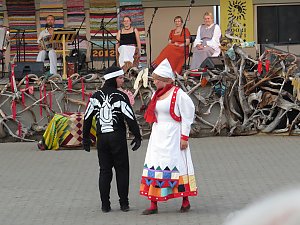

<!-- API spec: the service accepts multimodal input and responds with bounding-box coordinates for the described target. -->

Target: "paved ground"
[1,136,300,225]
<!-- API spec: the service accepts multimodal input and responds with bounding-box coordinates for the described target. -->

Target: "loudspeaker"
[257,5,300,44]
[200,57,224,70]
[14,62,44,80]
[278,5,300,44]
[257,6,278,44]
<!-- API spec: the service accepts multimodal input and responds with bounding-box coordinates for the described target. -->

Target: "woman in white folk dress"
[140,58,198,215]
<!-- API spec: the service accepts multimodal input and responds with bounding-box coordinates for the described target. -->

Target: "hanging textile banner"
[66,0,87,50]
[66,0,85,29]
[7,0,38,62]
[90,0,118,62]
[0,0,3,25]
[120,0,142,7]
[220,0,254,43]
[39,0,64,29]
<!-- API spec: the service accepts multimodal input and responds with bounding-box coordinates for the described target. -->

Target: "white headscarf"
[153,58,175,80]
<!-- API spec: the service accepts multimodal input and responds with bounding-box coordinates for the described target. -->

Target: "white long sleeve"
[193,25,203,47]
[206,24,221,51]
[176,89,195,137]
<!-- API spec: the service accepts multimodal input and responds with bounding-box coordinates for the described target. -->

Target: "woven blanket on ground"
[42,113,96,150]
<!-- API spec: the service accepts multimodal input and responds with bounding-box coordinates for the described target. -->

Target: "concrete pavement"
[1,136,300,225]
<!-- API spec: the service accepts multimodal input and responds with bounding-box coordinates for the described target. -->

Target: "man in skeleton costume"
[82,66,142,213]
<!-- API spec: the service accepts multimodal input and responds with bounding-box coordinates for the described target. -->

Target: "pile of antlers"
[181,18,300,136]
[1,18,299,141]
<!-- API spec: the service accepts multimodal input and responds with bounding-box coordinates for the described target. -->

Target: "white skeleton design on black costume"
[84,91,135,133]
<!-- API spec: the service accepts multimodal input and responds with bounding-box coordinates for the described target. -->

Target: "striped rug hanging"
[90,0,118,63]
[7,0,38,62]
[39,0,64,29]
[66,0,87,50]
[0,0,4,26]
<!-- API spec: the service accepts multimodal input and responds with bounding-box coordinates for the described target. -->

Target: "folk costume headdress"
[151,58,175,82]
[144,59,175,123]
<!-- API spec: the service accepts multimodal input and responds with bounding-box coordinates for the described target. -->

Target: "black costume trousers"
[97,130,129,208]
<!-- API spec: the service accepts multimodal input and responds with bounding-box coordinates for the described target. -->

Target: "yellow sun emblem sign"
[220,0,254,43]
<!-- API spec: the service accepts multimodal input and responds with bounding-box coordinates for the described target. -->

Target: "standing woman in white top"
[116,16,141,72]
[190,12,221,70]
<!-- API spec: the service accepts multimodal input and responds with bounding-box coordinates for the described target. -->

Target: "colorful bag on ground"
[42,113,96,150]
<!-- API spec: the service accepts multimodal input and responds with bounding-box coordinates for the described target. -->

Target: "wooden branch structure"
[1,19,300,142]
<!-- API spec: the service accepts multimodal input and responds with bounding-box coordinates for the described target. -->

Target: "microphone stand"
[182,0,194,70]
[14,29,25,62]
[22,30,26,61]
[73,16,86,73]
[93,17,118,70]
[90,9,123,71]
[146,7,158,68]
[106,8,122,65]
[16,31,21,62]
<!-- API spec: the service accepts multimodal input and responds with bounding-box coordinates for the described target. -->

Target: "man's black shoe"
[101,206,111,213]
[120,205,130,212]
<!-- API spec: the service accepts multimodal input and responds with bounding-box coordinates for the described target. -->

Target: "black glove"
[130,137,141,151]
[82,138,91,152]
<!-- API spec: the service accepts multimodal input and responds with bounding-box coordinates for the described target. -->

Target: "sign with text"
[220,0,254,43]
[92,49,116,60]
